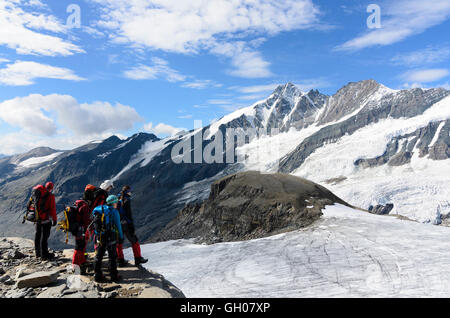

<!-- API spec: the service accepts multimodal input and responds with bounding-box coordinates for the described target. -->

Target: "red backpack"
[24,185,50,223]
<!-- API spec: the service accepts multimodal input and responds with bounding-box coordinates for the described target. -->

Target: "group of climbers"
[24,180,147,283]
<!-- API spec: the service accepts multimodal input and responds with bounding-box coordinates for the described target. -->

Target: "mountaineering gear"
[41,252,55,261]
[45,182,54,192]
[84,184,109,213]
[28,184,57,223]
[56,199,91,267]
[57,200,86,244]
[135,256,148,266]
[117,257,129,267]
[91,205,123,245]
[72,200,91,269]
[35,222,51,259]
[58,200,90,236]
[92,203,122,283]
[112,274,121,283]
[28,183,57,260]
[24,185,50,224]
[94,273,108,283]
[100,180,114,191]
[116,187,148,266]
[106,195,119,205]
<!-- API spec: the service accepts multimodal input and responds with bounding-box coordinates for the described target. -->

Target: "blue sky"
[0,0,449,154]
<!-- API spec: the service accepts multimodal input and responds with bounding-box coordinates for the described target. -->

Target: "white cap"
[100,180,114,191]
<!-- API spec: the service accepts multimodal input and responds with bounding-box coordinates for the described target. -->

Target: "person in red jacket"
[71,200,91,273]
[34,182,57,260]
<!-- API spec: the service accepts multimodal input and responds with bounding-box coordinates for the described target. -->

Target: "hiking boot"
[95,274,107,283]
[111,274,121,283]
[117,258,129,267]
[135,257,148,266]
[41,252,55,260]
[80,264,88,276]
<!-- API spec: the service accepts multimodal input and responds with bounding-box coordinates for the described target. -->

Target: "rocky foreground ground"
[0,237,185,298]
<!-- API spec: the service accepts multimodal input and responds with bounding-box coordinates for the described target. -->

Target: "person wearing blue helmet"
[91,194,123,283]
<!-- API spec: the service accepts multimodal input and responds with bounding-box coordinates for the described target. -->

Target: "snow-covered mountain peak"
[271,82,304,105]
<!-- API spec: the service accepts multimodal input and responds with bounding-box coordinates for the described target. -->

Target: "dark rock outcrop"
[368,204,394,215]
[152,171,352,244]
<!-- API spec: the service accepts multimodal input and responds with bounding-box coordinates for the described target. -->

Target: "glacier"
[129,204,450,298]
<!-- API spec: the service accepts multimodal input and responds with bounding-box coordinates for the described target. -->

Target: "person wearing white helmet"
[100,180,114,192]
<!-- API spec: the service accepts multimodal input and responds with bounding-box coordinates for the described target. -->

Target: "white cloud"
[401,68,449,83]
[294,79,332,92]
[0,131,125,155]
[92,0,320,78]
[125,58,223,89]
[0,60,85,86]
[233,83,280,94]
[0,0,84,56]
[181,79,222,89]
[92,0,320,54]
[0,94,143,138]
[210,41,272,78]
[237,94,268,101]
[144,122,186,137]
[391,46,450,66]
[336,0,450,51]
[124,57,186,82]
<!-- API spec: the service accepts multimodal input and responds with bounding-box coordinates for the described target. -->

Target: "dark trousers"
[94,240,118,279]
[122,222,138,245]
[35,222,51,257]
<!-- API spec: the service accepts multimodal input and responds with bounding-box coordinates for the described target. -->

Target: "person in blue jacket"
[92,195,123,283]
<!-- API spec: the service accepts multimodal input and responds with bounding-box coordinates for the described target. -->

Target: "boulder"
[3,249,26,260]
[138,287,171,298]
[36,283,67,298]
[15,270,59,289]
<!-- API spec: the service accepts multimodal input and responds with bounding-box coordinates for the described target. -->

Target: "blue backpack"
[92,205,118,244]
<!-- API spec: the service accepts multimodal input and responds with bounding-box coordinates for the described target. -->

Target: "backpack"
[23,185,49,224]
[92,188,108,210]
[84,185,108,211]
[57,200,90,243]
[91,205,118,245]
